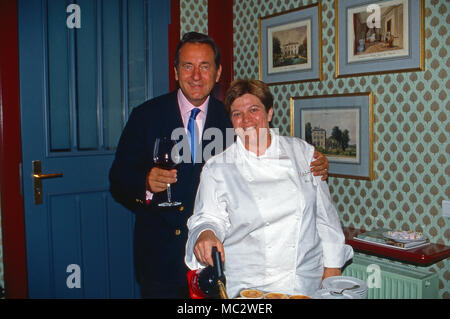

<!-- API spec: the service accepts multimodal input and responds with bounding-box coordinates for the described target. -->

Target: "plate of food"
[382,230,426,243]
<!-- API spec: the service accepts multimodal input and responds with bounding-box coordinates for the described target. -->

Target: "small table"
[343,227,450,267]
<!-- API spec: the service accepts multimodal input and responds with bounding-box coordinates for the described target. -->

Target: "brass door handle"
[33,172,63,179]
[33,160,63,204]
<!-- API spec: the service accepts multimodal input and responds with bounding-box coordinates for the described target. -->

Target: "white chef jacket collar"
[235,128,280,159]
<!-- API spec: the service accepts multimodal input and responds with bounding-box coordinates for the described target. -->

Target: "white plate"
[382,231,426,243]
[322,276,367,297]
[313,289,361,299]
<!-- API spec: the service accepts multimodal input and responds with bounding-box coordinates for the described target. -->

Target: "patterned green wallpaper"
[181,0,449,299]
[180,0,208,34]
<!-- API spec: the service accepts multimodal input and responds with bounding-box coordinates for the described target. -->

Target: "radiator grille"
[342,254,439,299]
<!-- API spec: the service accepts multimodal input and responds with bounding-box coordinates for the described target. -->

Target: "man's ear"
[215,64,222,83]
[267,107,274,122]
[174,66,179,81]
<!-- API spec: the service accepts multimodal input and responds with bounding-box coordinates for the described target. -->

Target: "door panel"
[127,0,148,111]
[47,0,71,151]
[75,0,98,150]
[18,0,170,298]
[102,0,123,150]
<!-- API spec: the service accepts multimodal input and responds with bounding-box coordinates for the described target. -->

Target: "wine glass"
[153,137,182,207]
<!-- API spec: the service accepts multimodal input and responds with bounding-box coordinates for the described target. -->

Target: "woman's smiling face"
[230,93,273,154]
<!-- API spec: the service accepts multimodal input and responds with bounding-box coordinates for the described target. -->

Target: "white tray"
[353,236,429,250]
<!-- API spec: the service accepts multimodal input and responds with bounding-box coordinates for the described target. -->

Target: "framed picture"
[335,0,424,78]
[259,2,323,85]
[290,92,374,180]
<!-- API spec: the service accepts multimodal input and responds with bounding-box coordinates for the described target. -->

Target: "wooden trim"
[344,228,450,267]
[169,0,180,92]
[208,0,234,102]
[0,0,28,298]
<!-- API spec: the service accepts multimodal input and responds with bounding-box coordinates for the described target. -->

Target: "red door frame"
[208,0,234,101]
[0,0,28,298]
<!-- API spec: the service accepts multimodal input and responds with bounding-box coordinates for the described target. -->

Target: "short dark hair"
[174,32,221,69]
[224,79,274,114]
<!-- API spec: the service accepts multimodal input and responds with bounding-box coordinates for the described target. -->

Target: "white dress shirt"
[185,130,353,298]
[177,88,208,142]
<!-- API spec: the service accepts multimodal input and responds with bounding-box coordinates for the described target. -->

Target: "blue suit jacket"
[109,91,232,296]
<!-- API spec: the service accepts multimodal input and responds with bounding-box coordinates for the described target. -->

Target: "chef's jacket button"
[175,229,181,236]
[179,206,184,212]
[265,222,270,226]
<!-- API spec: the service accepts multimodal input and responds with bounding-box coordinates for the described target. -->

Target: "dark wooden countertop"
[343,227,450,267]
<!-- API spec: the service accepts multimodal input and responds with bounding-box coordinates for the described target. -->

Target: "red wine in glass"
[154,156,178,170]
[153,137,181,207]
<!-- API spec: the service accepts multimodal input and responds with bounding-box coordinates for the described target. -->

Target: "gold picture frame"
[335,0,425,78]
[290,92,374,180]
[259,2,323,85]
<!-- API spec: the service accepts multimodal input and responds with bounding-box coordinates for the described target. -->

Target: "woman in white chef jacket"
[185,79,353,298]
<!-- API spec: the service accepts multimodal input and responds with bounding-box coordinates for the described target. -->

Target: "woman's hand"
[311,150,329,181]
[322,267,341,281]
[194,230,225,267]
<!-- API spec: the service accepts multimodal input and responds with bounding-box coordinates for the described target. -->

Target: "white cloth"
[185,130,353,298]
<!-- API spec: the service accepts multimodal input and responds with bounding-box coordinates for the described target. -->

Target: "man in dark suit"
[109,32,329,298]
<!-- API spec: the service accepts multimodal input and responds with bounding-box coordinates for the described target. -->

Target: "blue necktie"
[188,108,201,164]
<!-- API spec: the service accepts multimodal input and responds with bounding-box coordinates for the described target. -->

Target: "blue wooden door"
[18,0,170,298]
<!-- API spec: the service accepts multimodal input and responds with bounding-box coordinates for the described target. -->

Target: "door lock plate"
[32,160,63,204]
